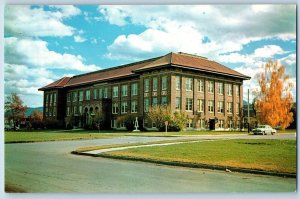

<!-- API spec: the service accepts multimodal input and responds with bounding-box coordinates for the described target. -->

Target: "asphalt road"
[5,134,296,193]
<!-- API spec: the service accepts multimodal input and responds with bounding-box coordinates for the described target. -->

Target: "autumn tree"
[254,60,294,129]
[5,93,27,130]
[30,110,43,129]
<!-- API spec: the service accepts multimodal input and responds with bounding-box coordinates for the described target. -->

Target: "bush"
[117,114,137,131]
[44,118,63,129]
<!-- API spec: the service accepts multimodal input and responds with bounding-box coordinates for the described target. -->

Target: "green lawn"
[4,130,123,143]
[102,139,296,174]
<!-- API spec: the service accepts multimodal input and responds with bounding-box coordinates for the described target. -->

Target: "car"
[252,125,277,135]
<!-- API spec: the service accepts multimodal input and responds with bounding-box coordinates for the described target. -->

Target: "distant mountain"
[26,107,43,117]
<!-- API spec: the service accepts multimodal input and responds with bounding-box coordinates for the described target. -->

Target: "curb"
[71,151,296,178]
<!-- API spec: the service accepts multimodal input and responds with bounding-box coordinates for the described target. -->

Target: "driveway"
[5,135,296,192]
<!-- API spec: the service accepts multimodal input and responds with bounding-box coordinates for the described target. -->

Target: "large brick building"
[39,52,250,130]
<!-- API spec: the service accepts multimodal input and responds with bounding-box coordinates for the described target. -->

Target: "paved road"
[5,135,296,192]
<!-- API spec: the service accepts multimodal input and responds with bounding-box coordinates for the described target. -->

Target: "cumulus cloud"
[98,5,295,60]
[74,35,86,43]
[5,37,100,72]
[5,5,81,37]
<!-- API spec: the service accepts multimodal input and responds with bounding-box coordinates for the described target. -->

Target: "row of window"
[144,76,168,92]
[176,97,240,114]
[45,93,57,105]
[67,83,139,102]
[67,105,84,116]
[45,107,56,117]
[186,119,239,129]
[175,77,239,96]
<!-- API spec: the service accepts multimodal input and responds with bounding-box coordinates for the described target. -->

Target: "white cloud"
[99,5,295,60]
[253,45,285,58]
[74,35,86,43]
[5,37,100,72]
[5,5,80,37]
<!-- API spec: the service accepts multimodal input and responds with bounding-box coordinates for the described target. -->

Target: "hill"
[26,107,43,117]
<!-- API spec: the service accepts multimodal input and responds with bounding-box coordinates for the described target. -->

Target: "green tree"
[5,93,27,130]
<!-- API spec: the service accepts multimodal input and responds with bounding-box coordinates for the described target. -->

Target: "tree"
[254,60,294,129]
[5,93,27,130]
[94,111,104,132]
[147,105,188,131]
[30,110,43,129]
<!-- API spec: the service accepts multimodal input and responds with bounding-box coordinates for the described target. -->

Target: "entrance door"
[209,119,215,130]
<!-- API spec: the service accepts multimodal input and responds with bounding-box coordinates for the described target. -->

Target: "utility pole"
[248,89,250,134]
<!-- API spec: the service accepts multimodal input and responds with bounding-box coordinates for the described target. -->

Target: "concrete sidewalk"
[80,139,215,155]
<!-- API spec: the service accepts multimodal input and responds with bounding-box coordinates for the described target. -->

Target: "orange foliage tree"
[254,60,294,129]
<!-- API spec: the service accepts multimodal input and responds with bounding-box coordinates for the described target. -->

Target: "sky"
[4,4,296,107]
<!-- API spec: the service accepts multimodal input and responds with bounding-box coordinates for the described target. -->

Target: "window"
[152,77,158,91]
[45,94,49,105]
[113,86,118,97]
[85,90,90,100]
[198,79,204,92]
[199,119,205,129]
[79,91,83,101]
[99,88,103,99]
[50,93,53,104]
[144,98,149,112]
[218,82,224,95]
[236,103,240,114]
[121,101,128,113]
[67,93,71,102]
[217,101,224,113]
[144,79,149,92]
[236,85,240,96]
[208,100,214,112]
[186,119,193,128]
[161,96,168,105]
[227,102,233,114]
[53,109,56,116]
[175,97,181,110]
[121,85,128,96]
[197,99,204,112]
[152,97,158,107]
[219,120,224,128]
[49,108,52,116]
[162,76,167,90]
[67,107,70,116]
[228,84,233,96]
[186,98,193,111]
[176,76,181,90]
[93,89,98,99]
[103,87,108,98]
[53,93,57,103]
[208,81,214,93]
[73,106,77,115]
[72,92,77,102]
[111,120,117,128]
[112,103,118,114]
[229,120,233,129]
[131,100,138,113]
[131,83,138,96]
[186,78,193,91]
[45,107,48,116]
[79,105,83,115]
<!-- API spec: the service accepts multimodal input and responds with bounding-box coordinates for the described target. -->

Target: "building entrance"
[209,119,215,130]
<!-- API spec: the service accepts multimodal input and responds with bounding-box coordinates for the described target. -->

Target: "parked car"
[252,125,277,135]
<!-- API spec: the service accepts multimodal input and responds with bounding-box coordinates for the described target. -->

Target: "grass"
[4,130,123,143]
[4,128,296,143]
[102,139,296,174]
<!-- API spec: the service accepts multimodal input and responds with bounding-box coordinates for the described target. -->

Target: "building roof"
[39,52,250,91]
[38,77,71,91]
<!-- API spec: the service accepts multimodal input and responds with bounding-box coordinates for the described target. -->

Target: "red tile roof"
[38,77,71,91]
[39,52,250,91]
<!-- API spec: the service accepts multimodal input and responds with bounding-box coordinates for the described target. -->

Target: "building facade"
[39,52,250,131]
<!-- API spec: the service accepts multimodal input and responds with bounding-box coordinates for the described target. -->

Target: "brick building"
[38,52,250,130]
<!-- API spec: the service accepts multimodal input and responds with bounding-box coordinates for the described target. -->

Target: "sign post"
[165,121,169,134]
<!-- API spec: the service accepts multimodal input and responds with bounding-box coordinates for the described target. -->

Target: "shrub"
[44,118,62,129]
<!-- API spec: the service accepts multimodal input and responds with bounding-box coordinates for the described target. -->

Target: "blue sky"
[4,5,296,107]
